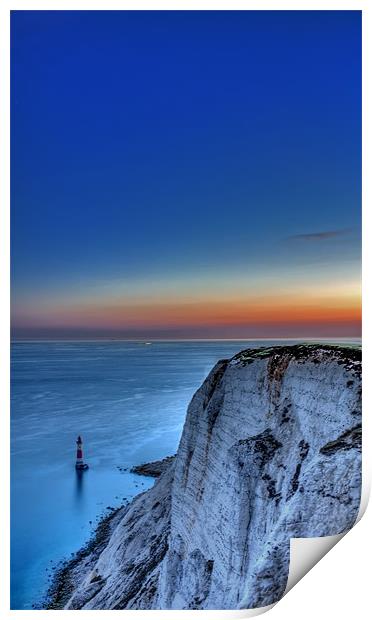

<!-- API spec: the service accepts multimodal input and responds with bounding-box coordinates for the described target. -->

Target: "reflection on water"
[74,470,85,505]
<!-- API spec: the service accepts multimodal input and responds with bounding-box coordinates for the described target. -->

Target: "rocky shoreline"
[130,455,176,478]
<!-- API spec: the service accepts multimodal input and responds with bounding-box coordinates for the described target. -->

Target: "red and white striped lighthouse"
[75,435,88,470]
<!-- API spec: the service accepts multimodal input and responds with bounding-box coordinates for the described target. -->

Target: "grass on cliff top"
[233,342,361,366]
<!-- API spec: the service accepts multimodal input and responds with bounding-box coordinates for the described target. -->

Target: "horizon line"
[11,336,362,343]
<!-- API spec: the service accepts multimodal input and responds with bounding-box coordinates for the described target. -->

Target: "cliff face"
[63,345,362,610]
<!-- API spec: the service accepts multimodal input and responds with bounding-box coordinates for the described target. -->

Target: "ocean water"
[10,338,359,609]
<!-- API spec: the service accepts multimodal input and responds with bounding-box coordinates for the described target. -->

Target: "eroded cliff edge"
[54,344,362,610]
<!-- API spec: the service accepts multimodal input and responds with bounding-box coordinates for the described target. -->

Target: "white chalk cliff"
[63,344,362,610]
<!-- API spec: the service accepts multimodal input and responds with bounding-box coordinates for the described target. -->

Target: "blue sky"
[11,10,361,338]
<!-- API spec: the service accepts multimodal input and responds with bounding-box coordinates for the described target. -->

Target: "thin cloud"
[287,228,352,242]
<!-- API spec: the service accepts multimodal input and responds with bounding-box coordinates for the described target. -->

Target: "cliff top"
[231,343,361,375]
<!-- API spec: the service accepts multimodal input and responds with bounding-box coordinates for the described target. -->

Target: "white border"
[1,2,369,618]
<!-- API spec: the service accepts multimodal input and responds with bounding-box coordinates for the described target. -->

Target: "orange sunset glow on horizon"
[12,282,361,339]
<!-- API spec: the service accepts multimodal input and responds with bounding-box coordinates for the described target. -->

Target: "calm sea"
[10,339,359,609]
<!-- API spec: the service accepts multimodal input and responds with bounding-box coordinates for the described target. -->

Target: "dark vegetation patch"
[320,425,362,456]
[262,473,282,504]
[280,404,292,425]
[252,430,283,466]
[317,489,354,506]
[286,440,310,501]
[280,414,291,425]
[238,429,283,468]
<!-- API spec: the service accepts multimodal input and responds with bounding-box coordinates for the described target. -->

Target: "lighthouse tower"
[75,435,88,470]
